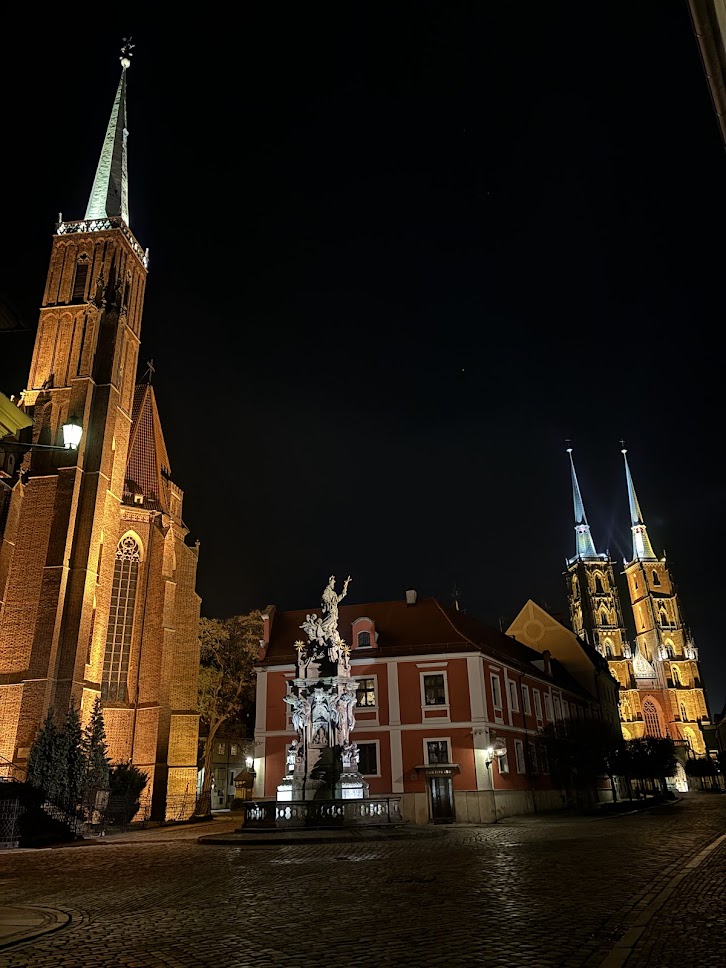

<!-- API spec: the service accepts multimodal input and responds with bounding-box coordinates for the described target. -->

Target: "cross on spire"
[142,359,155,384]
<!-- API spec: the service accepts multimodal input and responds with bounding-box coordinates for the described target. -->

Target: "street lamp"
[485,744,507,824]
[1,414,83,452]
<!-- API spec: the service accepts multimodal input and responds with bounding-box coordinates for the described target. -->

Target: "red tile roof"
[260,596,591,698]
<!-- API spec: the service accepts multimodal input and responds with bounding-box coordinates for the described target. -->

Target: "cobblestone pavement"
[0,793,723,968]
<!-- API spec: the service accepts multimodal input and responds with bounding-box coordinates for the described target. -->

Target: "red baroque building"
[253,589,618,823]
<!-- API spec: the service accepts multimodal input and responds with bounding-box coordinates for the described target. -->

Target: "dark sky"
[3,4,726,716]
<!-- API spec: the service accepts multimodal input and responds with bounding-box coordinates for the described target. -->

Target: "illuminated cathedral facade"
[564,448,710,760]
[0,46,201,819]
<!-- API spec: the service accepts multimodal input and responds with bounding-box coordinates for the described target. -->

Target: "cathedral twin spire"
[567,445,657,564]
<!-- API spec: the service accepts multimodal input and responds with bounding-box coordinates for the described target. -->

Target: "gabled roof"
[123,383,172,512]
[260,595,593,699]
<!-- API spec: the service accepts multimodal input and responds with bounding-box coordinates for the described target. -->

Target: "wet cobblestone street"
[0,793,723,967]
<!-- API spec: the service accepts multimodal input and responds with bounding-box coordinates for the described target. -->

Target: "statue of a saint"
[321,575,351,633]
[283,693,311,742]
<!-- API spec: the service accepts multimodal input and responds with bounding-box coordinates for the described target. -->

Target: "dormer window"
[352,617,376,649]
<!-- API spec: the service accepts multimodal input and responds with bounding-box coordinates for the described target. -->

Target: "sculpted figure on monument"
[300,575,352,663]
[284,693,311,742]
[321,575,351,637]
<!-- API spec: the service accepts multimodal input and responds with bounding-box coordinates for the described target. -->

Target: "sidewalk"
[0,905,70,949]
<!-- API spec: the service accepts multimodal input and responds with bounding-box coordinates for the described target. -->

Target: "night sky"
[3,4,725,715]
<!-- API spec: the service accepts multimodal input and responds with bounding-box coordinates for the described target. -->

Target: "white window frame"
[424,737,451,765]
[544,693,553,722]
[490,674,503,721]
[514,739,526,774]
[553,695,562,721]
[497,747,509,774]
[355,674,378,708]
[540,744,549,774]
[356,740,381,777]
[528,740,538,774]
[420,670,449,708]
[534,690,543,723]
[521,684,531,715]
[506,678,519,713]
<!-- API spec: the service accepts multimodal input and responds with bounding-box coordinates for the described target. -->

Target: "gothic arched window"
[672,666,681,685]
[605,644,613,657]
[101,535,141,702]
[652,570,661,586]
[680,703,687,722]
[595,576,604,594]
[643,699,662,737]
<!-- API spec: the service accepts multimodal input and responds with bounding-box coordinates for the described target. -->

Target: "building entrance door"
[428,774,455,823]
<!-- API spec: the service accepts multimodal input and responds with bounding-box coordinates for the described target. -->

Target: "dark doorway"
[429,775,455,823]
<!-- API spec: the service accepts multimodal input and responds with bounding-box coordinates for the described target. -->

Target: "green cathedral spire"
[567,448,599,561]
[85,40,134,225]
[621,446,657,561]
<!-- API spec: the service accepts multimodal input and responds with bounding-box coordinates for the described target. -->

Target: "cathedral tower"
[0,44,202,819]
[563,447,632,697]
[620,447,709,754]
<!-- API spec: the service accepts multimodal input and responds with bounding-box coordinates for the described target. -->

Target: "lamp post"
[485,747,498,824]
[485,744,507,823]
[1,414,83,452]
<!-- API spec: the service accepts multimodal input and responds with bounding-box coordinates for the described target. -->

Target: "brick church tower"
[563,447,710,760]
[0,44,202,820]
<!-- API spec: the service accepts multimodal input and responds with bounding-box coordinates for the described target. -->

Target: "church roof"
[123,382,172,512]
[260,595,592,699]
[85,41,134,225]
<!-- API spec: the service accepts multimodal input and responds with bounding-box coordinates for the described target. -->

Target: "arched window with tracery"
[680,702,687,722]
[642,699,662,737]
[672,666,681,685]
[102,534,141,702]
[621,698,632,721]
[595,576,604,594]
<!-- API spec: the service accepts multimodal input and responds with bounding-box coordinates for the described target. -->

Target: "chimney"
[405,588,417,605]
[542,649,552,676]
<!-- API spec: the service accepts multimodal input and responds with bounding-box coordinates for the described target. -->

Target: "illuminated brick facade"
[0,53,201,820]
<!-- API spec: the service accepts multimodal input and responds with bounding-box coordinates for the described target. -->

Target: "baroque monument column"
[277,575,369,801]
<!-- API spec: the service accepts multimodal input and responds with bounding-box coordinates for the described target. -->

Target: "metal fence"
[0,798,24,849]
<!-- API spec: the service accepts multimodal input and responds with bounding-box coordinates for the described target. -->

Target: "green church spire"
[85,39,134,225]
[621,445,657,561]
[567,447,599,561]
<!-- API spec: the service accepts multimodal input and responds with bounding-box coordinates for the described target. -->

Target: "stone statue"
[299,575,352,664]
[321,574,351,628]
[342,742,359,769]
[286,741,298,771]
[283,693,311,742]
